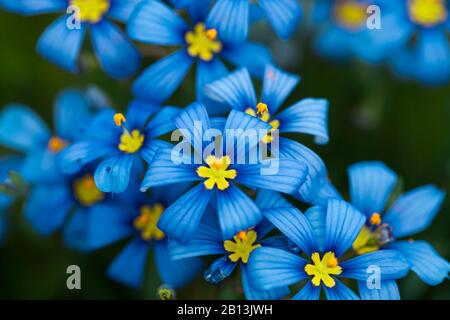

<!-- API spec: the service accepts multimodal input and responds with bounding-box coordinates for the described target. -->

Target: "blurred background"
[0,4,449,299]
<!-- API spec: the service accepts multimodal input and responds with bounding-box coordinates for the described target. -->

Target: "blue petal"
[154,240,202,288]
[108,0,142,22]
[140,148,199,192]
[261,64,300,114]
[348,161,398,217]
[91,20,141,79]
[258,0,302,39]
[358,280,400,300]
[204,68,257,112]
[54,89,91,141]
[304,205,327,252]
[146,106,181,138]
[158,183,212,243]
[323,279,360,300]
[262,207,317,256]
[241,264,289,300]
[217,183,263,240]
[86,203,134,249]
[235,158,308,195]
[259,235,290,250]
[204,256,237,284]
[168,219,225,260]
[83,108,121,143]
[125,99,161,130]
[0,0,67,15]
[196,58,228,104]
[24,183,73,236]
[37,16,86,72]
[94,154,135,193]
[314,27,352,61]
[277,98,329,144]
[383,185,445,238]
[21,148,62,183]
[255,189,292,210]
[63,207,90,252]
[127,0,187,45]
[206,0,249,43]
[0,105,50,152]
[222,42,273,78]
[292,281,321,300]
[133,50,193,104]
[107,238,149,288]
[247,247,308,291]
[58,141,116,175]
[139,139,173,165]
[323,199,366,257]
[340,250,410,281]
[387,240,450,286]
[414,29,450,85]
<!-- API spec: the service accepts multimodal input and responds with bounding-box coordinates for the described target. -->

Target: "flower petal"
[223,42,273,78]
[206,0,249,43]
[241,264,289,300]
[94,154,135,193]
[292,281,321,300]
[196,58,228,105]
[255,189,292,210]
[108,0,142,22]
[0,0,67,15]
[358,280,400,300]
[323,278,360,300]
[258,0,302,39]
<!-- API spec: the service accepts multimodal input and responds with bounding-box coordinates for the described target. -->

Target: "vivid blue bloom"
[0,88,116,247]
[169,190,293,300]
[0,0,142,79]
[343,161,448,298]
[83,183,203,288]
[127,0,273,110]
[247,199,410,300]
[140,102,308,243]
[59,100,180,193]
[310,0,412,65]
[0,156,21,243]
[204,65,330,204]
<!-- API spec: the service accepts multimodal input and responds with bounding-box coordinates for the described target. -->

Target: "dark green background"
[0,8,448,299]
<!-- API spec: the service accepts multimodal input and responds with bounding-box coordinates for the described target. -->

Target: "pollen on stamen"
[114,113,126,127]
[256,102,269,115]
[206,28,218,40]
[370,213,382,226]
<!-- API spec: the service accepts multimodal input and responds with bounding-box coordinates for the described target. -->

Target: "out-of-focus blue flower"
[127,0,273,112]
[343,161,448,298]
[140,102,308,243]
[247,199,410,300]
[0,88,116,248]
[83,183,203,288]
[0,0,142,78]
[169,190,294,300]
[59,101,180,193]
[204,64,330,204]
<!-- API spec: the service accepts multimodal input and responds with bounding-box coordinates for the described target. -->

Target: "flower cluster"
[0,0,448,300]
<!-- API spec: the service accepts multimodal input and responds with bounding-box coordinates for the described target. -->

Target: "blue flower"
[59,100,180,193]
[247,199,410,300]
[0,0,142,78]
[127,0,273,111]
[140,102,308,243]
[169,190,294,300]
[204,65,329,204]
[344,161,449,298]
[83,184,203,289]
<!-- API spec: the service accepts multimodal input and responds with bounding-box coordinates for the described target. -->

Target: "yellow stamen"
[196,155,237,191]
[70,0,110,24]
[134,204,165,240]
[118,129,145,153]
[73,174,104,206]
[114,113,126,127]
[370,212,382,226]
[246,104,279,144]
[408,0,448,27]
[47,136,68,153]
[352,226,380,255]
[256,102,269,115]
[333,1,367,30]
[304,252,342,288]
[185,23,222,61]
[224,230,261,263]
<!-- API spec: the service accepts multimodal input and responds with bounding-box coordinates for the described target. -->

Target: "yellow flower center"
[196,155,237,191]
[113,113,145,154]
[352,213,394,255]
[70,0,110,24]
[224,230,261,263]
[245,103,280,143]
[73,174,104,206]
[333,1,367,30]
[408,0,448,27]
[47,136,68,153]
[134,204,165,241]
[185,23,222,61]
[304,252,343,288]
